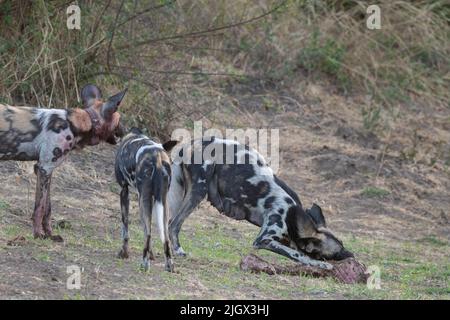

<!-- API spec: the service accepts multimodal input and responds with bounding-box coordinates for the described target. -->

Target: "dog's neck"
[84,107,103,135]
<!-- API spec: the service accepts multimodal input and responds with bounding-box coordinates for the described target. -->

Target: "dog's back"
[169,137,273,225]
[115,128,171,194]
[115,128,174,272]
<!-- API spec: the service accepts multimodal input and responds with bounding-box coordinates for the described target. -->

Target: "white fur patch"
[135,144,163,162]
[202,159,213,171]
[153,201,166,243]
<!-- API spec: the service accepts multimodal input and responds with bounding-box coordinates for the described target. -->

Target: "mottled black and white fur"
[115,128,178,272]
[168,137,354,270]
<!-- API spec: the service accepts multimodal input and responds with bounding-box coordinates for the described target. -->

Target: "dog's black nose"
[342,249,354,259]
[334,248,354,260]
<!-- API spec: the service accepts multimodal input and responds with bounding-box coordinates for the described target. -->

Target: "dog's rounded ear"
[162,140,179,153]
[306,203,326,228]
[102,88,128,120]
[81,84,102,108]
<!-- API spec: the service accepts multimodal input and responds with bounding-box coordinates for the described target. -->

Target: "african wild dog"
[115,128,178,272]
[0,84,127,241]
[168,137,354,270]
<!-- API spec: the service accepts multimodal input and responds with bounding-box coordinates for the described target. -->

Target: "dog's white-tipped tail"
[153,201,166,243]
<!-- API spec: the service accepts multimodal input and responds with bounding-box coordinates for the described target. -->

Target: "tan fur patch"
[160,151,171,164]
[12,107,35,132]
[68,109,92,132]
[92,100,103,111]
[0,104,36,133]
[0,104,8,130]
[156,153,163,169]
[108,113,120,132]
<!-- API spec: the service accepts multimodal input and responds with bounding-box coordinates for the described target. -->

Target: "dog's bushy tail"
[152,161,172,257]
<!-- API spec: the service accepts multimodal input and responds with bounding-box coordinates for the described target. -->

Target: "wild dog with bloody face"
[168,137,354,270]
[0,84,127,241]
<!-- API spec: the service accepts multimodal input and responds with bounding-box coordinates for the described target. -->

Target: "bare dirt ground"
[0,81,448,299]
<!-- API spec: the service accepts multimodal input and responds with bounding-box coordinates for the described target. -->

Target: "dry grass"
[1,1,448,136]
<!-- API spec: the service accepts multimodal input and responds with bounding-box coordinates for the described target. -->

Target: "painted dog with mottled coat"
[0,84,127,241]
[115,128,178,272]
[168,137,354,270]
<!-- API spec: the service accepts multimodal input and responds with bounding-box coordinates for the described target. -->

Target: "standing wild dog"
[115,128,178,272]
[168,137,354,270]
[0,84,127,241]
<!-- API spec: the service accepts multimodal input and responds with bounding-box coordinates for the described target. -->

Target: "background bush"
[0,0,448,138]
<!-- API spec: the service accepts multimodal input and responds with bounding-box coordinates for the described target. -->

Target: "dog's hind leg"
[156,192,174,272]
[139,192,153,271]
[169,182,207,257]
[117,185,131,259]
[253,235,333,270]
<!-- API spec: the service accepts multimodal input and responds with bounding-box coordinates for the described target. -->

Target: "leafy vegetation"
[0,0,448,137]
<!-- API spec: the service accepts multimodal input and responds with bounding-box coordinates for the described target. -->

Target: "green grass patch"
[361,186,390,198]
[0,199,10,212]
[418,236,448,247]
[297,30,350,92]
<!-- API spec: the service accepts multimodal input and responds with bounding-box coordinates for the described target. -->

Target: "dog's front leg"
[41,175,64,242]
[42,175,52,235]
[253,237,333,270]
[32,165,52,239]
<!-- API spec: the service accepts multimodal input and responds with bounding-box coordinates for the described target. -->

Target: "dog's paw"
[165,260,175,273]
[117,248,129,259]
[310,260,333,270]
[174,247,186,257]
[140,260,150,272]
[149,249,155,261]
[318,261,333,270]
[33,232,46,240]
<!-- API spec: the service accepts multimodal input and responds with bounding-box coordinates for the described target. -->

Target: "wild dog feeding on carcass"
[0,84,127,241]
[168,137,355,271]
[115,128,178,272]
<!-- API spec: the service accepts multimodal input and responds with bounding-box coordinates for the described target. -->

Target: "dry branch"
[114,0,288,51]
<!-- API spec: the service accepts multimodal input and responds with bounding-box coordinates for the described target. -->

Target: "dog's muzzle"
[332,248,354,261]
